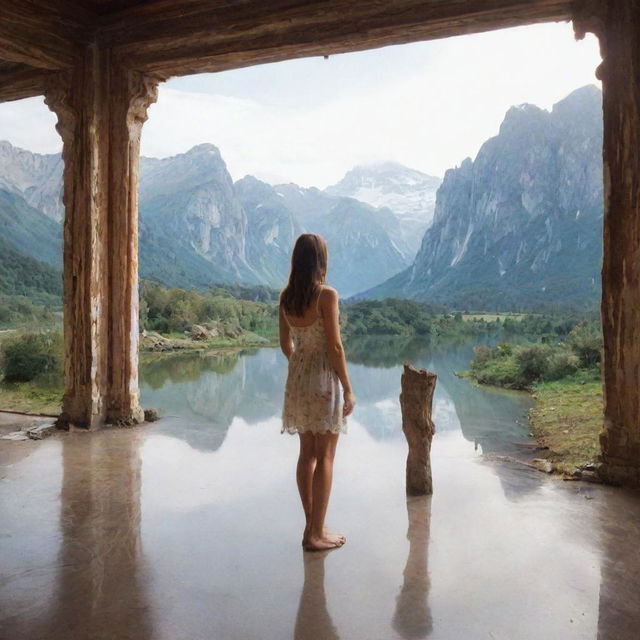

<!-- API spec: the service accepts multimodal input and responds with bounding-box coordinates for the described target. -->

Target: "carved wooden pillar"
[575,0,640,485]
[45,44,158,429]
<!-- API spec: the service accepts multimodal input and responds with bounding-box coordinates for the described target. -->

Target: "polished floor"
[1,412,640,640]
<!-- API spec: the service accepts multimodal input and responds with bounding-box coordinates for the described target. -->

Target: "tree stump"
[400,364,437,495]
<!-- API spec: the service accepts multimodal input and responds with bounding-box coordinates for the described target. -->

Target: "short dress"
[281,303,347,435]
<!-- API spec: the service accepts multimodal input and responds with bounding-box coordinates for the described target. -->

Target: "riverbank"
[0,381,62,415]
[528,378,603,475]
[0,336,276,415]
[465,329,604,477]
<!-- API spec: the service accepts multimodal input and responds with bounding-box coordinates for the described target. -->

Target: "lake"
[138,336,534,458]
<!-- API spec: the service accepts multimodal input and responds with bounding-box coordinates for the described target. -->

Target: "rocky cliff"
[364,85,604,309]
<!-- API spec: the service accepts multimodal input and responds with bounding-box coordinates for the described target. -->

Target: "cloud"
[0,96,60,153]
[0,22,601,188]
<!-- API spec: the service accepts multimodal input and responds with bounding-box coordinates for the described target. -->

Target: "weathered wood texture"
[0,0,575,94]
[44,46,157,428]
[104,0,574,76]
[578,0,640,486]
[0,64,53,102]
[400,365,437,496]
[0,2,90,69]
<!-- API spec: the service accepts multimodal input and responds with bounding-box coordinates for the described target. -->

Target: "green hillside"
[0,189,62,267]
[0,235,62,304]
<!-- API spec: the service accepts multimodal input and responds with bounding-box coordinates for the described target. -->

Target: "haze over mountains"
[0,84,604,309]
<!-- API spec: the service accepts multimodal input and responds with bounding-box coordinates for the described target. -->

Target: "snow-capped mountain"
[325,161,441,256]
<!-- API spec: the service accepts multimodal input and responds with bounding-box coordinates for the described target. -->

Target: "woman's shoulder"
[318,284,339,299]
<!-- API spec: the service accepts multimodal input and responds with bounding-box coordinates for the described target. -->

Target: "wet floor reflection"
[20,430,153,640]
[294,551,340,640]
[4,337,640,639]
[596,487,640,639]
[393,496,432,639]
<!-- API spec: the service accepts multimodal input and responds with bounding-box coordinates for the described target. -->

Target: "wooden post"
[44,45,158,428]
[576,1,640,485]
[400,364,437,495]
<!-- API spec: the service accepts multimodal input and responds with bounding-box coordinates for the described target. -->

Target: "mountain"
[326,162,441,257]
[235,175,303,285]
[138,144,261,287]
[0,140,410,297]
[250,180,409,295]
[0,188,62,267]
[0,234,62,305]
[0,141,64,222]
[363,85,604,310]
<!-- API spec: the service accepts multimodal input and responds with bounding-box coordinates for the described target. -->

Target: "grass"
[528,376,603,474]
[0,380,62,415]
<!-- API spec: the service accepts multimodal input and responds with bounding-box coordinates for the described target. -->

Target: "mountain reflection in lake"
[139,336,532,456]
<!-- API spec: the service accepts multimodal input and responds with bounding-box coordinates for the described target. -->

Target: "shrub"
[495,342,513,357]
[546,350,580,380]
[1,331,63,382]
[515,345,550,385]
[472,345,492,366]
[568,322,602,368]
[473,355,521,388]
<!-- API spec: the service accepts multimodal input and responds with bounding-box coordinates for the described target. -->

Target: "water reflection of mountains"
[139,339,531,458]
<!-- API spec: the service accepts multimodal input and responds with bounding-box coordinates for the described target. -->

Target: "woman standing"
[280,233,355,551]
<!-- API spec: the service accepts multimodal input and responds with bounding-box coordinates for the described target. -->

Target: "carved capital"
[572,0,607,80]
[126,71,160,135]
[43,70,77,145]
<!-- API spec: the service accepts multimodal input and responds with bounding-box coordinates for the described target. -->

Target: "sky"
[0,22,600,188]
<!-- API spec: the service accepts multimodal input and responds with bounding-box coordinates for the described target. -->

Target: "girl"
[280,233,355,551]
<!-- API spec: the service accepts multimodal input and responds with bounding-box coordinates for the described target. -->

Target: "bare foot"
[304,534,346,552]
[303,525,346,547]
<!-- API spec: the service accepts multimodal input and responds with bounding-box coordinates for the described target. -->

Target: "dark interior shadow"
[393,495,433,639]
[294,550,340,640]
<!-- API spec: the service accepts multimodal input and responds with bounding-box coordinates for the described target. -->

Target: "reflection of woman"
[280,234,355,551]
[294,551,340,640]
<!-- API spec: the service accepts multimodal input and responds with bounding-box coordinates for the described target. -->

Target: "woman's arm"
[320,287,355,417]
[279,303,294,360]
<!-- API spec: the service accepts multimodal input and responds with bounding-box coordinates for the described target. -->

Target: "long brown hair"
[280,233,328,317]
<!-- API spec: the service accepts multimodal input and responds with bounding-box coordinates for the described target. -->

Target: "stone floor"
[1,412,640,640]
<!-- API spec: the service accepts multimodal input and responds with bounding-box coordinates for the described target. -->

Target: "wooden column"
[576,0,640,485]
[45,45,158,429]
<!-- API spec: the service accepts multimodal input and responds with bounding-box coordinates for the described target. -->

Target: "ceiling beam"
[0,64,55,102]
[0,2,93,69]
[102,0,574,76]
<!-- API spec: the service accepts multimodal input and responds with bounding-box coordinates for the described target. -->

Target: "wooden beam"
[0,64,54,102]
[0,2,92,69]
[101,0,574,76]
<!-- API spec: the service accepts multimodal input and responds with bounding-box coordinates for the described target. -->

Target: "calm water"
[138,336,533,458]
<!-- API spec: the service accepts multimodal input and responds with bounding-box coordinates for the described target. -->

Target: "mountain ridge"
[362,84,603,309]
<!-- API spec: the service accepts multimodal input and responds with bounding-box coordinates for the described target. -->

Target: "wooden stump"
[400,364,437,496]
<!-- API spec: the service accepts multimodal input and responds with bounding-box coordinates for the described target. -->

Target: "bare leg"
[306,432,345,551]
[297,433,316,545]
